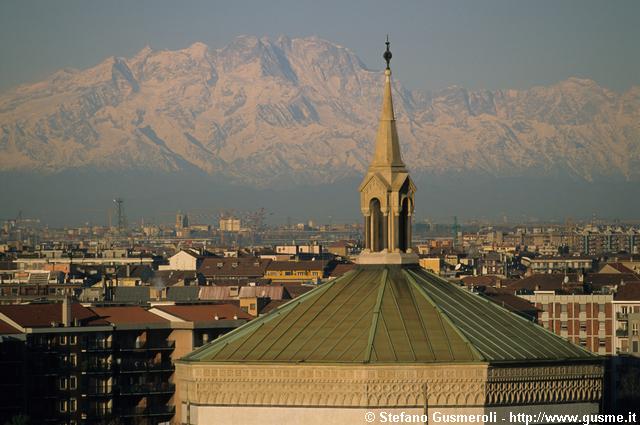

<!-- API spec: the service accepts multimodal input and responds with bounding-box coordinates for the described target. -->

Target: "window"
[561,304,567,313]
[579,338,587,347]
[60,335,67,345]
[70,376,77,390]
[599,339,606,347]
[633,323,639,336]
[59,377,68,390]
[633,341,639,353]
[580,322,587,332]
[579,304,586,313]
[69,335,77,345]
[59,400,68,412]
[599,322,606,331]
[69,398,77,412]
[599,304,605,314]
[561,322,568,330]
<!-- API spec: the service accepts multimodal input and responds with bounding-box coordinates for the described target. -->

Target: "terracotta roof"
[585,273,638,289]
[0,303,105,328]
[199,257,270,278]
[614,281,640,301]
[328,263,356,278]
[504,274,579,292]
[481,289,539,320]
[0,320,20,334]
[600,263,637,274]
[154,304,252,321]
[266,260,325,272]
[89,306,168,325]
[260,299,289,314]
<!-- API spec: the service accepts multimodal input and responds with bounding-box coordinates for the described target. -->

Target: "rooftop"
[88,306,168,325]
[266,260,325,271]
[153,304,252,321]
[614,281,640,301]
[0,303,106,328]
[199,257,271,277]
[183,265,593,364]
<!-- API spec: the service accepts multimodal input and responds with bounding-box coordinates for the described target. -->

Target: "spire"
[369,36,405,170]
[358,37,417,264]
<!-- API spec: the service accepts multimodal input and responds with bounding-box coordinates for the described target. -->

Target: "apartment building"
[0,301,250,425]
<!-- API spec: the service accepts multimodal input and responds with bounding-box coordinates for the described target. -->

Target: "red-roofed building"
[599,262,638,275]
[149,304,252,358]
[0,302,251,424]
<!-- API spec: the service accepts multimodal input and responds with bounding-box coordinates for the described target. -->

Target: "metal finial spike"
[383,35,392,70]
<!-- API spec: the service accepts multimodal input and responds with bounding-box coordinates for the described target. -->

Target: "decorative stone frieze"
[176,361,603,409]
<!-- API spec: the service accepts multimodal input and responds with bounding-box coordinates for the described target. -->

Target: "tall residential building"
[0,302,250,425]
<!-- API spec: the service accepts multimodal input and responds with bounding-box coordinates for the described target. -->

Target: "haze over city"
[1,1,640,226]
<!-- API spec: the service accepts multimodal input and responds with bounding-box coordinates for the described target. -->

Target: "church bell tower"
[358,37,418,265]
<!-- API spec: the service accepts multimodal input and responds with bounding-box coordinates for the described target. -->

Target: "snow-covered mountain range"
[1,35,639,186]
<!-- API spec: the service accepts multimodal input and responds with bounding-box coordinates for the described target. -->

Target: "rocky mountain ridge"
[1,35,639,186]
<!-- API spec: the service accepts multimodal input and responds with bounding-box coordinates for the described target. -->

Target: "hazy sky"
[1,0,639,93]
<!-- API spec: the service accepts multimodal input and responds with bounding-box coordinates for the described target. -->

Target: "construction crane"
[452,216,460,249]
[244,208,268,232]
[113,198,127,233]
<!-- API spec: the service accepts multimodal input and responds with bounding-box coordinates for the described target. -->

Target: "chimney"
[62,296,72,327]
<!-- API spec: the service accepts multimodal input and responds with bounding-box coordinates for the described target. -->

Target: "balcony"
[81,410,113,421]
[119,382,175,395]
[28,343,58,353]
[119,340,175,351]
[85,384,113,396]
[119,360,174,373]
[81,341,113,351]
[81,362,113,374]
[119,405,175,417]
[617,312,629,321]
[616,329,628,337]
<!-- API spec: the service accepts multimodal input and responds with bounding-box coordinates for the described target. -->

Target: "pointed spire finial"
[383,35,392,70]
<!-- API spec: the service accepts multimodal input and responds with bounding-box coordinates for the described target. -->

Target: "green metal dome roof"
[182,265,595,364]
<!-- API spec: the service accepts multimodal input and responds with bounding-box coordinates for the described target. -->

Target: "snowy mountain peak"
[0,36,638,186]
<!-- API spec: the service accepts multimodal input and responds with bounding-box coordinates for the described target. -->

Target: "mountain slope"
[1,35,639,186]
